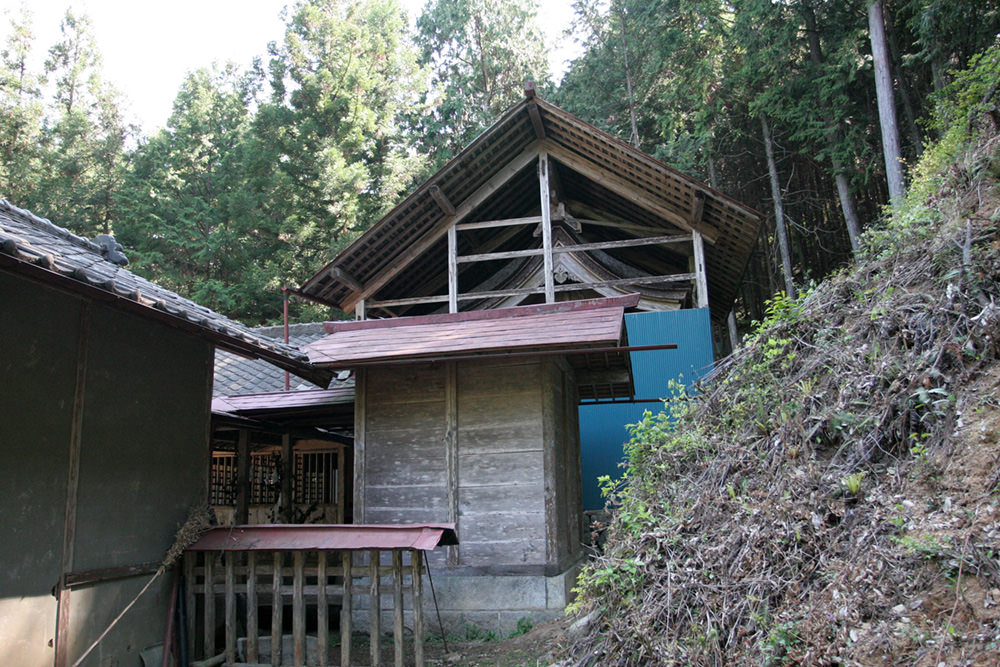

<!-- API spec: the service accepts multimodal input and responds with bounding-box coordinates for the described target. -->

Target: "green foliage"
[412,0,550,168]
[508,616,533,638]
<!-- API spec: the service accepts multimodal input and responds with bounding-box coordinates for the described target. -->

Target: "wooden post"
[184,554,197,660]
[246,552,258,663]
[317,552,328,667]
[335,445,346,524]
[692,229,709,308]
[370,550,381,667]
[354,370,367,523]
[225,556,236,663]
[448,224,458,313]
[235,429,250,525]
[539,153,555,303]
[355,298,366,321]
[413,550,424,667]
[281,434,293,522]
[342,552,353,667]
[204,555,215,658]
[293,551,305,666]
[55,304,89,667]
[445,361,459,566]
[393,550,404,666]
[271,553,282,667]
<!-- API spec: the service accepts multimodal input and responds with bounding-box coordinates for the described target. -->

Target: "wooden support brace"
[690,190,706,227]
[429,185,456,216]
[527,102,545,140]
[332,267,365,293]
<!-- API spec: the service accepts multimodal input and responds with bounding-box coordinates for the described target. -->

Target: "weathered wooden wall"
[357,355,583,572]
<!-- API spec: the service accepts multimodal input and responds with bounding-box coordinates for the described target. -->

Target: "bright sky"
[5,0,582,134]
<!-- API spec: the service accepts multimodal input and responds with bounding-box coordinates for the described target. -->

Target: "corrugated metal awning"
[187,524,459,552]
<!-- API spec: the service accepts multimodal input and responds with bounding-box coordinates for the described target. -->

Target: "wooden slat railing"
[184,548,425,666]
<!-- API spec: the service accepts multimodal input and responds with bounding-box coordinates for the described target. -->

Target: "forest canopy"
[1,0,997,325]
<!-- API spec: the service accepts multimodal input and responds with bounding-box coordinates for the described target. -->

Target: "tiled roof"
[213,322,332,396]
[0,200,331,389]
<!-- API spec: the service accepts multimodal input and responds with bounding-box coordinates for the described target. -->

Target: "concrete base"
[353,562,582,638]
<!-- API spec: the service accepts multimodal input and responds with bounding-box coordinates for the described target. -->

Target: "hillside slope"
[564,47,1000,666]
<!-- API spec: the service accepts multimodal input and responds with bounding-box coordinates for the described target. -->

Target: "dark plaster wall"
[0,273,213,666]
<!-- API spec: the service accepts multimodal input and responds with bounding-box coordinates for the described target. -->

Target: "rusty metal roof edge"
[186,523,460,552]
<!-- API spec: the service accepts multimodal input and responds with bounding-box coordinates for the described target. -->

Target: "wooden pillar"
[369,550,381,667]
[293,551,305,666]
[728,310,739,351]
[281,434,293,522]
[445,361,459,566]
[317,552,329,667]
[692,229,709,308]
[204,555,216,658]
[184,554,197,660]
[55,304,90,667]
[538,153,555,303]
[225,556,236,663]
[355,298,366,320]
[393,550,404,666]
[447,224,458,313]
[412,550,425,667]
[246,552,259,663]
[341,552,353,667]
[271,553,282,667]
[354,369,367,523]
[235,429,250,525]
[335,445,346,523]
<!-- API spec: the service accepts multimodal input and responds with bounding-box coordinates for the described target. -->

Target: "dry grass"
[560,117,1000,665]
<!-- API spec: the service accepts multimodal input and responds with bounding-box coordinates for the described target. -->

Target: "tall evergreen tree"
[413,0,551,166]
[0,7,45,206]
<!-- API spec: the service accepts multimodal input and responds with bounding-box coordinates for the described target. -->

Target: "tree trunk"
[760,114,796,300]
[802,0,863,253]
[616,4,640,149]
[868,0,906,206]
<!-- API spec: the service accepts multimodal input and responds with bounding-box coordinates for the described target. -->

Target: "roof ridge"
[0,199,104,254]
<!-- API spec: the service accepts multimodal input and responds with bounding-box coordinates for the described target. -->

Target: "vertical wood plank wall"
[359,355,582,571]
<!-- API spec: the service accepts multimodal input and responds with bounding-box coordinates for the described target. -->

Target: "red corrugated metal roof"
[305,295,635,367]
[186,524,459,552]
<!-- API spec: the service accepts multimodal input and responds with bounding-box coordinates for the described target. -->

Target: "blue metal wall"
[578,308,715,509]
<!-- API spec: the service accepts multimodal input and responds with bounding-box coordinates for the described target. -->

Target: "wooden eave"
[301,97,762,322]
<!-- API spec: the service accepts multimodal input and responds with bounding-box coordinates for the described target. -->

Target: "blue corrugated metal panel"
[579,308,714,509]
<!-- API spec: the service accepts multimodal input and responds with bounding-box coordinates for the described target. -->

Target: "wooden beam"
[527,102,545,140]
[342,142,542,312]
[553,234,692,254]
[454,215,541,231]
[539,152,555,302]
[458,247,544,263]
[332,267,364,293]
[690,190,706,227]
[367,271,697,309]
[545,142,720,243]
[429,185,456,216]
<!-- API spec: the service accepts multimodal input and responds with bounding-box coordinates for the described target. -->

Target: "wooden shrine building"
[284,89,763,632]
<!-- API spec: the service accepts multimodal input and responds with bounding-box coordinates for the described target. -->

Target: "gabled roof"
[301,95,762,322]
[0,200,332,389]
[305,294,641,401]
